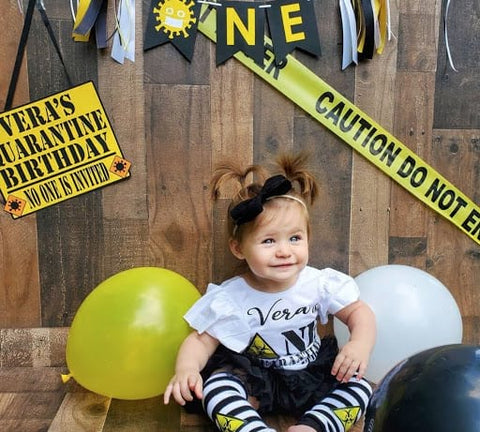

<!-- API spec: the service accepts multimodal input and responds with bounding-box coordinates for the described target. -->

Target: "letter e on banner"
[266,0,321,65]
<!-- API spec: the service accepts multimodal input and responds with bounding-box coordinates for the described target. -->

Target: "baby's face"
[231,199,309,292]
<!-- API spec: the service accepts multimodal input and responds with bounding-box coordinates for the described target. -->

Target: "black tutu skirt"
[186,336,340,416]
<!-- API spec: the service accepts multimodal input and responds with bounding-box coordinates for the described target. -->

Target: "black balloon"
[364,344,480,432]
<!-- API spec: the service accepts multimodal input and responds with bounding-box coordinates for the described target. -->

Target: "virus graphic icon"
[215,414,245,432]
[153,0,197,39]
[247,334,277,359]
[333,406,360,431]
[4,195,26,217]
[110,156,131,178]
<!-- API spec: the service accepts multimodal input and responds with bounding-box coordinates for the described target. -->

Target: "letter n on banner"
[266,0,321,65]
[216,2,265,66]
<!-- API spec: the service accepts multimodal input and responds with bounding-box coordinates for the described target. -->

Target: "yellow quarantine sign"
[0,81,131,218]
[197,4,480,246]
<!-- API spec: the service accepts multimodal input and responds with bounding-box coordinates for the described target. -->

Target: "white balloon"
[334,265,463,383]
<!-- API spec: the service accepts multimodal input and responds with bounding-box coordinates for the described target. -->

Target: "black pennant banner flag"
[216,1,265,66]
[144,0,201,61]
[266,0,321,65]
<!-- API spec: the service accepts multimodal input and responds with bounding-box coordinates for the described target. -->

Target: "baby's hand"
[163,370,203,406]
[331,340,370,383]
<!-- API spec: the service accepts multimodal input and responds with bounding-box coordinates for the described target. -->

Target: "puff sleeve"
[317,268,360,324]
[184,283,252,353]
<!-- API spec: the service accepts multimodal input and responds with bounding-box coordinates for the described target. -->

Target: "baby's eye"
[290,235,302,242]
[262,238,275,244]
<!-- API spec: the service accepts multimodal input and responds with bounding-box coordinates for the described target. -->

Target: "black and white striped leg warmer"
[297,377,372,432]
[202,372,276,432]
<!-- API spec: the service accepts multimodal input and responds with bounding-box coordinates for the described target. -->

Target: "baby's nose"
[276,242,292,256]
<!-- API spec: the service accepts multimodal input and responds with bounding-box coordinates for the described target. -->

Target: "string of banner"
[71,0,391,69]
[72,0,459,70]
[142,0,390,69]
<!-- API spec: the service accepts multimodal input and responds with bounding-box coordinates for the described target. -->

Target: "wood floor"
[0,366,365,432]
[0,328,366,431]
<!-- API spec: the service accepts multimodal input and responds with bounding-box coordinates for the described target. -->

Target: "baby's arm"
[164,330,219,406]
[332,300,376,382]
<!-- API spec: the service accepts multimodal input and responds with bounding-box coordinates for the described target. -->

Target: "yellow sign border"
[0,81,131,218]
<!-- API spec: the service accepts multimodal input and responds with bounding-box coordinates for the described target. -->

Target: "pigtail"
[210,162,267,203]
[275,152,319,205]
[210,154,318,243]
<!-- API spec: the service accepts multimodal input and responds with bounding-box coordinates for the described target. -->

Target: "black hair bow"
[230,175,292,226]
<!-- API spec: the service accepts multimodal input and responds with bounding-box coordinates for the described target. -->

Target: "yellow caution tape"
[197,4,480,246]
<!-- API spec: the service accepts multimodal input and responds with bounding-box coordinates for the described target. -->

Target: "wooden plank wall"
[0,0,479,429]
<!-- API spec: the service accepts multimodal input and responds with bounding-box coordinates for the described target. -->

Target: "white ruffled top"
[185,266,359,362]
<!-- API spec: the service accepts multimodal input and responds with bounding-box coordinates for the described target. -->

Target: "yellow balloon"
[66,267,200,400]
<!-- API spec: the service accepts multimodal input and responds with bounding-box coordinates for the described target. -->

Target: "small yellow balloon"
[66,267,200,400]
